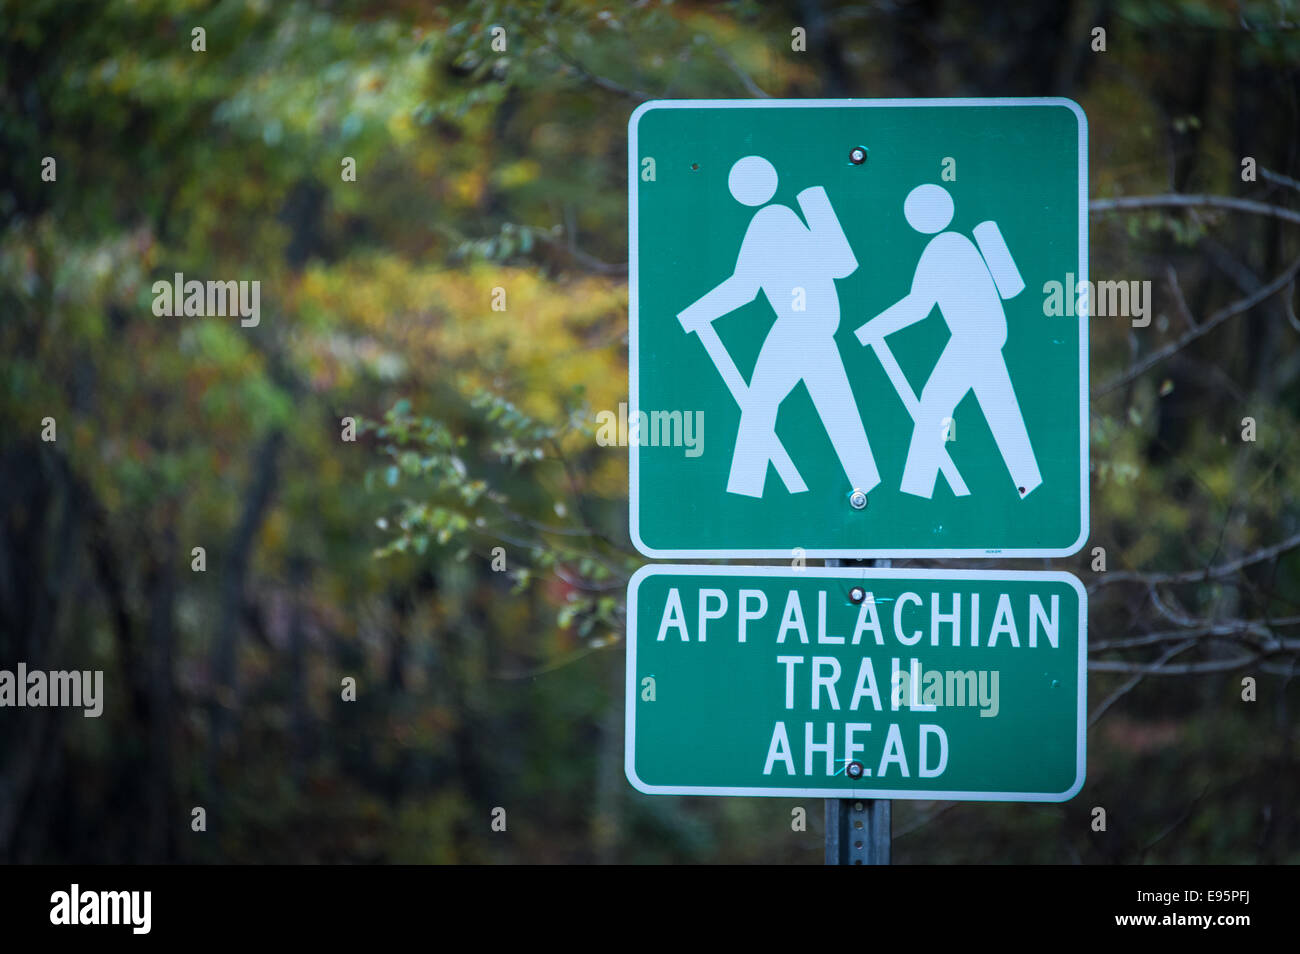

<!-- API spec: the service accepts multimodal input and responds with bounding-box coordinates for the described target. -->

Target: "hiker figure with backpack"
[676,155,881,499]
[854,183,1043,500]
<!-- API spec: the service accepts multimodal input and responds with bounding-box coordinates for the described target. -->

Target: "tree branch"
[1164,264,1197,330]
[1261,168,1300,193]
[1095,257,1300,395]
[548,41,651,101]
[1089,618,1300,652]
[1090,531,1300,588]
[1089,640,1195,724]
[1088,654,1271,674]
[1090,193,1300,226]
[706,39,771,98]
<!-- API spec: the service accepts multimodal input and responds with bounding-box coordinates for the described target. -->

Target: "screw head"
[849,145,868,165]
[846,761,865,779]
[849,586,866,604]
[849,489,868,510]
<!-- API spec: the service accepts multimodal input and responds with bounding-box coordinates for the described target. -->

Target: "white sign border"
[625,564,1088,801]
[628,98,1089,559]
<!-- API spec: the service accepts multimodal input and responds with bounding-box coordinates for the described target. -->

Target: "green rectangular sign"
[625,565,1086,801]
[629,98,1088,558]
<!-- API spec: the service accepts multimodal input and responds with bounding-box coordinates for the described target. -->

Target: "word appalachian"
[655,587,1060,649]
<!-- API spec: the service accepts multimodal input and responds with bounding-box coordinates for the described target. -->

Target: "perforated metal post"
[825,798,891,865]
[825,557,892,865]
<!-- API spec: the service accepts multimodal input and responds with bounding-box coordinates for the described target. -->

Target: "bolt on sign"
[628,99,1089,558]
[625,566,1086,801]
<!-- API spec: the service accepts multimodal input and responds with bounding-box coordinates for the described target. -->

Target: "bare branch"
[1089,616,1300,652]
[553,564,625,592]
[1164,264,1197,330]
[1261,168,1300,193]
[548,41,652,101]
[492,640,615,680]
[532,225,628,275]
[1089,640,1195,725]
[1095,257,1300,395]
[550,207,628,275]
[1137,784,1212,859]
[1148,584,1199,628]
[1090,193,1300,226]
[1089,655,1270,675]
[1090,531,1300,588]
[706,39,771,98]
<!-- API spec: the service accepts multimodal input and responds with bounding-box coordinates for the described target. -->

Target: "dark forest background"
[1,0,1298,863]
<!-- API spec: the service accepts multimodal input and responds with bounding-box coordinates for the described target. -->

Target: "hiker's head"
[904,184,954,233]
[729,156,778,206]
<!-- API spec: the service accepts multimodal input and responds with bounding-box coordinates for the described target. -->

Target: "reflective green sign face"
[628,99,1088,558]
[625,566,1086,801]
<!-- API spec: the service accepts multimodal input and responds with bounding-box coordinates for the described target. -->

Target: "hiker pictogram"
[679,168,1041,503]
[854,183,1042,500]
[677,155,881,499]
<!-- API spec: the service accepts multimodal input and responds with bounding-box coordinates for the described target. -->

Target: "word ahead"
[625,565,1086,801]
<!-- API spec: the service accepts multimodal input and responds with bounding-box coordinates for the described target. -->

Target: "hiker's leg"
[900,347,969,498]
[802,340,880,493]
[972,357,1042,496]
[727,336,801,497]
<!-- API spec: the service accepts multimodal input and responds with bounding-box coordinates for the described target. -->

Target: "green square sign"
[628,99,1088,557]
[625,565,1086,801]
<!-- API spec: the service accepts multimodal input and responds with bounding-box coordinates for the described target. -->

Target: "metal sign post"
[825,798,891,865]
[825,557,891,866]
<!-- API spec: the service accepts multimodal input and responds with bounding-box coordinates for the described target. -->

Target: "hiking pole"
[679,315,808,494]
